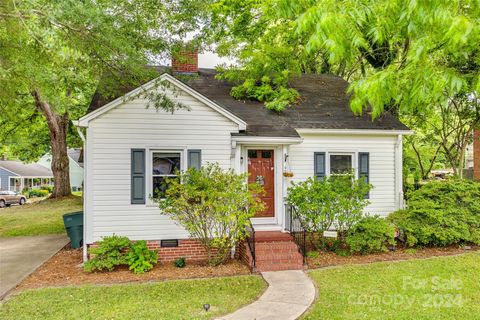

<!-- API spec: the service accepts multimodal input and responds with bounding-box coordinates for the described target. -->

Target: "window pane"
[152,176,179,199]
[248,150,258,158]
[262,151,272,158]
[330,155,352,174]
[152,152,181,175]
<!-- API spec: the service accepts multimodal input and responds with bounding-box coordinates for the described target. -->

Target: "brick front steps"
[238,231,304,272]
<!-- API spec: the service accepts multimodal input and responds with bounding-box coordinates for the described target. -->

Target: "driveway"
[0,234,69,299]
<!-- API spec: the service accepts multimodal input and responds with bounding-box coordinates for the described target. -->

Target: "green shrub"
[84,235,131,272]
[346,216,396,254]
[27,189,49,198]
[306,251,320,259]
[40,185,54,193]
[286,174,371,246]
[174,257,186,268]
[126,241,158,274]
[84,236,158,273]
[159,163,264,266]
[388,179,480,247]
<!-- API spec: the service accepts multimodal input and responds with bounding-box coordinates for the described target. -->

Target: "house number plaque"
[255,175,265,186]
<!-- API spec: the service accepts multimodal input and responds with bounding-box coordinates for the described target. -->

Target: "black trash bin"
[63,211,84,248]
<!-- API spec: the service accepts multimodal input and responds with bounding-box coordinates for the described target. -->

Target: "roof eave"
[75,73,247,130]
[295,128,414,135]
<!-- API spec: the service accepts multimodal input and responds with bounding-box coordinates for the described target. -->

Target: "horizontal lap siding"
[87,90,238,243]
[289,134,397,217]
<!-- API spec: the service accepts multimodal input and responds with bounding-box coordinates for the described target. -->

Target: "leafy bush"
[174,257,186,268]
[388,179,480,247]
[84,235,131,272]
[286,174,372,244]
[40,185,54,193]
[346,216,396,254]
[159,163,264,266]
[27,189,49,198]
[126,240,158,274]
[84,236,158,273]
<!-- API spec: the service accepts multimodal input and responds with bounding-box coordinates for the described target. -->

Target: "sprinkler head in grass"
[203,304,210,312]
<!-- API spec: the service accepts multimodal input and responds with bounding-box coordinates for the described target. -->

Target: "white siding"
[288,133,398,217]
[86,89,239,243]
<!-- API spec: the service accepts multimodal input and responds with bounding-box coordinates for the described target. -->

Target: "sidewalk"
[218,270,316,320]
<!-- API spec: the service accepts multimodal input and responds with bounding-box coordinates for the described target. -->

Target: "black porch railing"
[245,219,256,270]
[285,204,307,263]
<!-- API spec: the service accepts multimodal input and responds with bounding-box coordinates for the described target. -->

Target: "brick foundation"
[89,239,214,263]
[146,239,213,262]
[474,129,480,181]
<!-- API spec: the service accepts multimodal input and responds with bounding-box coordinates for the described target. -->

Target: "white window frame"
[147,149,185,204]
[327,152,356,176]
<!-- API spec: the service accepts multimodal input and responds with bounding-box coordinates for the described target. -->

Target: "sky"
[198,51,234,68]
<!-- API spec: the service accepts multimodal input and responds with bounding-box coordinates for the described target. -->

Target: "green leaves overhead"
[205,0,480,116]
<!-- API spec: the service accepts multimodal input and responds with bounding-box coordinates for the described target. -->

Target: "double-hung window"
[329,154,353,175]
[151,151,181,200]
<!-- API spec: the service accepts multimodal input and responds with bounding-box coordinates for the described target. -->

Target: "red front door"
[248,149,275,217]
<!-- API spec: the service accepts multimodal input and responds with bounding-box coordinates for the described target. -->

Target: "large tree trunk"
[32,90,71,198]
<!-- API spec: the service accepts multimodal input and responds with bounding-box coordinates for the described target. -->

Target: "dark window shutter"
[358,152,370,198]
[187,149,201,170]
[131,149,146,204]
[314,152,326,179]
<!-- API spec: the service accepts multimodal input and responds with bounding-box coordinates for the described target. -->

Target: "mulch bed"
[307,245,479,269]
[16,247,251,291]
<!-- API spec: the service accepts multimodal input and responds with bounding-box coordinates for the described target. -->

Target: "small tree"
[286,174,372,247]
[159,163,264,266]
[331,175,372,237]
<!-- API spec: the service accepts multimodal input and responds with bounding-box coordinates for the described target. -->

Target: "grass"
[0,275,266,320]
[0,195,82,237]
[304,252,480,320]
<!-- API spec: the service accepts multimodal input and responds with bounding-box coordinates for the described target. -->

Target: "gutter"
[394,134,405,210]
[73,120,88,262]
[231,136,304,145]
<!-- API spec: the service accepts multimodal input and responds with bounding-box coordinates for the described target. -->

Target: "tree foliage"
[204,0,480,115]
[159,163,264,266]
[0,0,200,196]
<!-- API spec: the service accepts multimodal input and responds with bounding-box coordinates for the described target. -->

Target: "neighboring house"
[38,149,84,191]
[0,160,53,192]
[74,52,411,270]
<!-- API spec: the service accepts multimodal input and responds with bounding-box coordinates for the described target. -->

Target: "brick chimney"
[474,128,480,181]
[171,48,198,74]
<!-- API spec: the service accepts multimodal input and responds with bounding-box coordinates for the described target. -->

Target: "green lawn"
[304,252,480,320]
[0,276,266,320]
[0,195,82,237]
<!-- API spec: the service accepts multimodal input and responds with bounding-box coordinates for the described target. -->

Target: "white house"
[75,53,411,270]
[38,149,84,191]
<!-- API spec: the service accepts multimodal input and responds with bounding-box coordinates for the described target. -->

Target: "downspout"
[394,135,404,210]
[74,121,88,263]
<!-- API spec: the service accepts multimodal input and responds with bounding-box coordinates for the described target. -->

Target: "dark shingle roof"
[87,68,409,137]
[0,161,53,177]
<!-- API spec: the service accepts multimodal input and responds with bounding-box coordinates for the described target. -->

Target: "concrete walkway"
[0,234,69,299]
[218,270,316,320]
